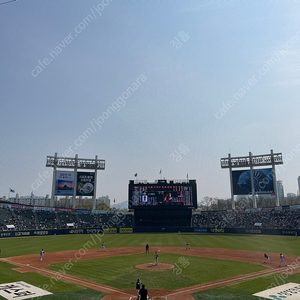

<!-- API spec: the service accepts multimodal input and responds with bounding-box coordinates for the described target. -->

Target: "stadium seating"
[0,207,134,231]
[1,205,299,231]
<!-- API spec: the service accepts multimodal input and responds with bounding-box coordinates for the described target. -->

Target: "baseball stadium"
[0,151,300,300]
[2,1,300,300]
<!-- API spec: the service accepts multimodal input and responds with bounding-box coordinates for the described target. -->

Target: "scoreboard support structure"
[220,149,283,209]
[46,153,105,209]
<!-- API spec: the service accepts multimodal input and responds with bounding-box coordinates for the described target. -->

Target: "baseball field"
[0,233,300,299]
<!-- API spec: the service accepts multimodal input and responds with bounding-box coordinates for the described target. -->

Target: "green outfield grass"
[0,261,105,300]
[0,233,300,258]
[47,253,266,290]
[0,233,299,299]
[192,271,300,299]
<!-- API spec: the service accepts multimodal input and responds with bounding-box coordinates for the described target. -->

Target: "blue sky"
[1,1,300,203]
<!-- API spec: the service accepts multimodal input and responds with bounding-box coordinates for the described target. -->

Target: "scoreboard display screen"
[128,179,197,209]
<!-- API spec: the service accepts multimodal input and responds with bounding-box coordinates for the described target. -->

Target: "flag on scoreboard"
[134,173,137,177]
[9,188,15,193]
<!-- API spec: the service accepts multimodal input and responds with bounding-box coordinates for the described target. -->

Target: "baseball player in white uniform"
[279,253,287,267]
[40,249,44,261]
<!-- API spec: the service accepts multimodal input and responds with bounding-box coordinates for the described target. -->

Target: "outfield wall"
[195,227,300,236]
[0,227,299,238]
[0,228,115,238]
[135,227,300,235]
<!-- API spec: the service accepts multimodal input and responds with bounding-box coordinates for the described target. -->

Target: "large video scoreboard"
[128,179,197,209]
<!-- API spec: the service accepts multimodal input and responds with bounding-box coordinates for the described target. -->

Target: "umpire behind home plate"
[139,284,148,300]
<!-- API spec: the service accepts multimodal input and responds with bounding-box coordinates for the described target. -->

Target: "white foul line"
[2,258,292,298]
[166,267,289,297]
[1,258,133,297]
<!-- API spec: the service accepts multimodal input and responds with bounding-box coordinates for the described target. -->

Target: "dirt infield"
[136,263,174,270]
[2,247,299,300]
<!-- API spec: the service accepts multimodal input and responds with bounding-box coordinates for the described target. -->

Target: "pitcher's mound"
[136,263,174,270]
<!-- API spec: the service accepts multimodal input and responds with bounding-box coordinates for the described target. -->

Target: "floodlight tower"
[46,153,105,209]
[220,149,283,209]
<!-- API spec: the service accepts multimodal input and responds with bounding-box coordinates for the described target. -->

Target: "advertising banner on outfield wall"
[76,172,95,197]
[103,228,117,234]
[194,228,207,233]
[75,209,92,214]
[11,205,33,210]
[119,228,133,233]
[1,227,300,239]
[55,171,74,196]
[33,206,55,211]
[232,168,274,195]
[55,208,75,212]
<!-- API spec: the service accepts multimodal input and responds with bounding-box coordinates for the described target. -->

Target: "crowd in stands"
[0,207,134,231]
[2,206,300,231]
[192,208,300,229]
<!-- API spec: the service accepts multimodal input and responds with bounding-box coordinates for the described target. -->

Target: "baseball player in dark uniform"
[135,278,142,299]
[263,253,270,263]
[155,251,158,266]
[145,243,149,253]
